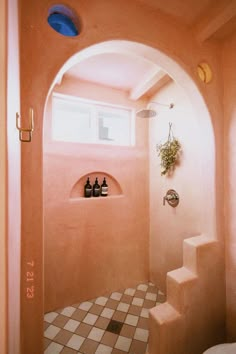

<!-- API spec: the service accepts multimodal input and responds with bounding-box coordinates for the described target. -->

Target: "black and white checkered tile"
[44,282,166,354]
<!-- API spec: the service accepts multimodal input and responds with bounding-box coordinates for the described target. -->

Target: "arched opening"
[42,40,216,353]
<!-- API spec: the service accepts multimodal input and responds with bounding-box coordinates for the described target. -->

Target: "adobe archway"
[20,1,223,353]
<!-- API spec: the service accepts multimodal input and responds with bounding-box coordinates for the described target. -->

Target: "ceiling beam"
[129,68,167,101]
[147,74,172,97]
[195,0,236,42]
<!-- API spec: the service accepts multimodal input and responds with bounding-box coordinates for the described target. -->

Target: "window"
[52,93,135,146]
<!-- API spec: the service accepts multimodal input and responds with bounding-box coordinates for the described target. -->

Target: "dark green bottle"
[84,177,92,198]
[93,177,100,197]
[101,177,108,197]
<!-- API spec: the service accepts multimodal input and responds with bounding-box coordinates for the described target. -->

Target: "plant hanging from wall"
[156,122,181,176]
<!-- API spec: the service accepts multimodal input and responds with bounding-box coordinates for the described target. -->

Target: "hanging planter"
[156,123,181,176]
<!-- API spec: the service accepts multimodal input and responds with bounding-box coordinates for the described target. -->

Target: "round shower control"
[163,189,179,207]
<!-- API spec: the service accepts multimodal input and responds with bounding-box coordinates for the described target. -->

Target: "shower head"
[136,102,174,118]
[136,109,157,118]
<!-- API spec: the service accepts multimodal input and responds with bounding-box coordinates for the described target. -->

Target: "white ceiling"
[65,52,168,100]
[66,53,159,91]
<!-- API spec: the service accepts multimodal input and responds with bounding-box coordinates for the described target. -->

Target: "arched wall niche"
[70,172,123,199]
[20,1,224,353]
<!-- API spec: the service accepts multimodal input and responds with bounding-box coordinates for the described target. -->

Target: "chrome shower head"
[136,109,157,118]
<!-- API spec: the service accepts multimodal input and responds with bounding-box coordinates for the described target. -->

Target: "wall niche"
[70,172,123,199]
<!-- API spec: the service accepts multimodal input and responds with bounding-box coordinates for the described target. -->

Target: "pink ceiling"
[65,53,159,92]
[211,15,236,40]
[135,0,214,25]
[63,0,235,97]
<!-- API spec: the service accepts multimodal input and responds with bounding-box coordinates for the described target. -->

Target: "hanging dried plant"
[156,123,181,176]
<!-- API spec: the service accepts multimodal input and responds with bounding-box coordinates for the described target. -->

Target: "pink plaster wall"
[0,0,22,353]
[43,77,149,312]
[148,237,225,354]
[7,0,21,350]
[149,80,204,292]
[0,1,7,353]
[223,33,236,341]
[19,0,225,353]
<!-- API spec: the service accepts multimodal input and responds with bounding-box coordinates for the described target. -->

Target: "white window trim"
[52,93,135,146]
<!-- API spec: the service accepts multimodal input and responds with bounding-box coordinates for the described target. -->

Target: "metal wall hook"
[16,108,34,142]
[163,189,179,207]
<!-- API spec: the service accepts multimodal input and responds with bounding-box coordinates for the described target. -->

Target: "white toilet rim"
[203,343,236,354]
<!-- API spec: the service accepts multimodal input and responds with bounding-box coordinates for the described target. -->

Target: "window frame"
[51,93,135,147]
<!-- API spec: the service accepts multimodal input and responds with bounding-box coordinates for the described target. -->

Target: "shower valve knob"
[163,189,179,207]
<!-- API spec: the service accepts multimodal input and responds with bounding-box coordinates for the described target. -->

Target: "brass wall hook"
[16,108,34,142]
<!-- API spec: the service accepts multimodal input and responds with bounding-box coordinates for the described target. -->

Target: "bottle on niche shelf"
[93,177,100,197]
[84,177,92,198]
[101,177,108,197]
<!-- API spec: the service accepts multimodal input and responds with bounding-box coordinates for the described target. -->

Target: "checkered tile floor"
[44,282,166,354]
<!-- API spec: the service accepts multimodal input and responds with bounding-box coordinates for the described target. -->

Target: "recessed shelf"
[69,195,124,202]
[70,172,123,199]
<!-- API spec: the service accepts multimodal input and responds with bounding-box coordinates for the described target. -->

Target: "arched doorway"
[20,2,222,352]
[42,40,217,354]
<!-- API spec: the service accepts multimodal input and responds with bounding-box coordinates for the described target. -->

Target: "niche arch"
[70,172,123,199]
